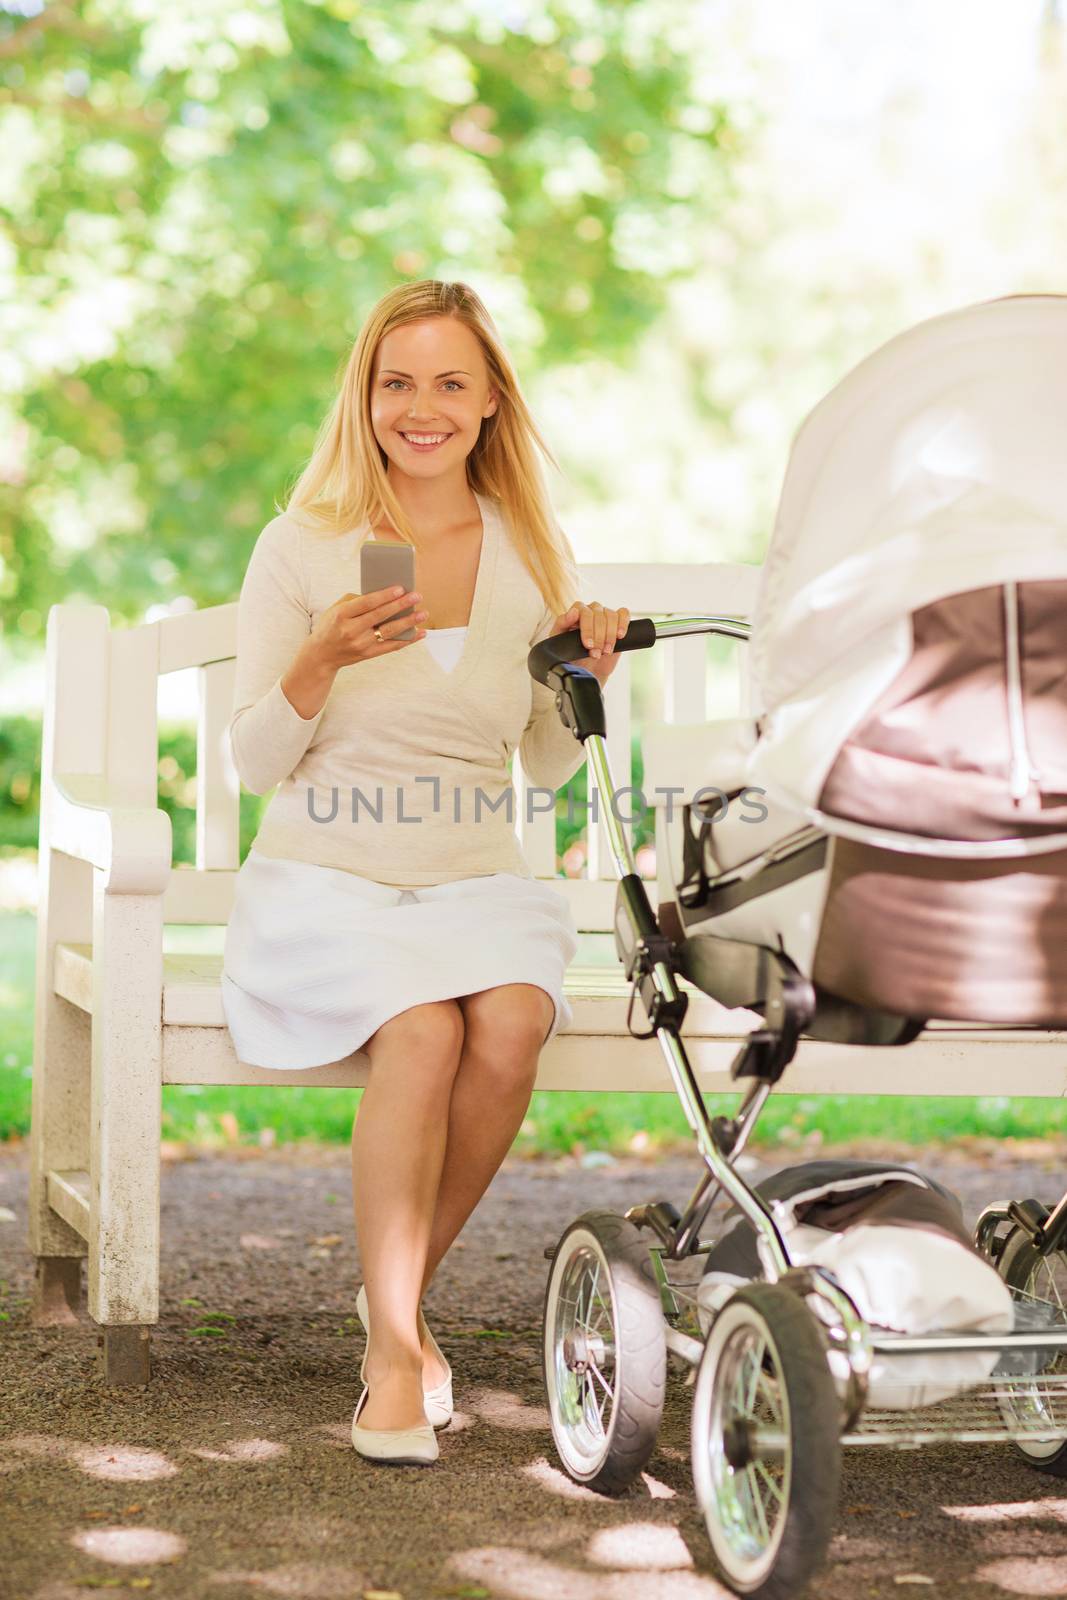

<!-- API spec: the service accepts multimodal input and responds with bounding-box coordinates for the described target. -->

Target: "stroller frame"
[533,616,1067,1600]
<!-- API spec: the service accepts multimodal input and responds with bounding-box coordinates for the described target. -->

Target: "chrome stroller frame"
[530,615,1067,1600]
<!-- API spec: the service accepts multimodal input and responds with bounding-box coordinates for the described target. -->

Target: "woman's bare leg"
[351,999,465,1430]
[415,991,551,1378]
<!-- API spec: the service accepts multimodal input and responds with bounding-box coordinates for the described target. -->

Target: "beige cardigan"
[229,492,588,887]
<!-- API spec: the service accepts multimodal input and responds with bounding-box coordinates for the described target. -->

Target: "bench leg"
[32,1255,82,1326]
[29,848,92,1275]
[87,879,164,1360]
[98,1325,152,1387]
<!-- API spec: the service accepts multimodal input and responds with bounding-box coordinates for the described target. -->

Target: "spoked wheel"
[542,1210,667,1493]
[691,1282,841,1600]
[994,1224,1067,1474]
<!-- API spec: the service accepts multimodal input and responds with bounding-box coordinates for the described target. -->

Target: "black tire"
[542,1210,667,1493]
[995,1224,1067,1475]
[691,1281,841,1600]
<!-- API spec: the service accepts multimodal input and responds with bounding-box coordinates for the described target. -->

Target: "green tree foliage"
[1,0,741,633]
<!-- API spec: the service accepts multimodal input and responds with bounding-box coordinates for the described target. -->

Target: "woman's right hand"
[309,585,429,671]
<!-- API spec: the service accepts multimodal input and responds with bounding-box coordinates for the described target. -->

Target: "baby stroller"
[529,294,1067,1599]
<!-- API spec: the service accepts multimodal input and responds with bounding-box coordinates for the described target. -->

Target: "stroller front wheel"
[691,1282,840,1600]
[994,1223,1067,1475]
[542,1210,667,1493]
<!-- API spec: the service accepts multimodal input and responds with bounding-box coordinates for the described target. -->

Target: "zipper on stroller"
[1003,580,1038,804]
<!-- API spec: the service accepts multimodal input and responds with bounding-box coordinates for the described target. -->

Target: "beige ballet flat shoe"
[356,1283,454,1430]
[351,1384,439,1466]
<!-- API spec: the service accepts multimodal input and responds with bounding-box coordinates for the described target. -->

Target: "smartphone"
[360,540,418,641]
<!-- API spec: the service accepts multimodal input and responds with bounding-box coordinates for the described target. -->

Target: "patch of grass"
[161,1085,366,1145]
[7,907,1067,1155]
[0,910,35,1140]
[184,1306,236,1339]
[517,1088,1067,1154]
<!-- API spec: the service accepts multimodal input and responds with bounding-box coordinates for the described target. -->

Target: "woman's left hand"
[548,601,631,685]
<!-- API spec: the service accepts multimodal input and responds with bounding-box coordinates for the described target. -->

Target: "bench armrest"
[49,773,172,895]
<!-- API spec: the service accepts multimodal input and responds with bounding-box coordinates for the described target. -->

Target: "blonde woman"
[222,280,629,1466]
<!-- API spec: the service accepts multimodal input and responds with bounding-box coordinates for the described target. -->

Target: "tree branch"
[0,87,161,132]
[0,4,114,61]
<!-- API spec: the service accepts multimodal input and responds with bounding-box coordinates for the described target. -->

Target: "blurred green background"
[5,0,1067,1153]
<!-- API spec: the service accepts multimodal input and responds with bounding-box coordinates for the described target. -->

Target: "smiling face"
[370,315,499,482]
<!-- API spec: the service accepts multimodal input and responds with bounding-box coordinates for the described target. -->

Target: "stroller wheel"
[994,1224,1067,1475]
[691,1282,840,1600]
[542,1210,666,1493]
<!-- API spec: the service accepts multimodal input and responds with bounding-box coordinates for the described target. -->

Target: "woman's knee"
[461,987,555,1080]
[366,998,465,1066]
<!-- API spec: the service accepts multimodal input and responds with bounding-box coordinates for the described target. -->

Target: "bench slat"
[157,1021,1067,1096]
[52,940,1067,1097]
[54,941,749,1031]
[158,868,661,928]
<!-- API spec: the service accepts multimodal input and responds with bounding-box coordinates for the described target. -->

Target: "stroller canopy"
[748,295,1067,820]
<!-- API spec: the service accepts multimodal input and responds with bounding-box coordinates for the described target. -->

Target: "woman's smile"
[398,431,453,452]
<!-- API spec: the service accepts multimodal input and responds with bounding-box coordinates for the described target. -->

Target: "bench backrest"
[43,562,760,933]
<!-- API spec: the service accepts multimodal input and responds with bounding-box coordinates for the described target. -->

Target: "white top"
[422,625,468,675]
[228,491,587,886]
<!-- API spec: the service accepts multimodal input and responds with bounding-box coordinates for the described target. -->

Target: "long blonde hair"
[284,280,575,618]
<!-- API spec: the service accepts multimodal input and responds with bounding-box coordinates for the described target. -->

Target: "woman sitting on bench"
[222,278,628,1466]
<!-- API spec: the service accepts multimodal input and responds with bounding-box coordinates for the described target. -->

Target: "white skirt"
[220,850,579,1070]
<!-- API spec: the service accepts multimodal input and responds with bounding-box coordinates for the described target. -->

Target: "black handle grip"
[527,616,657,687]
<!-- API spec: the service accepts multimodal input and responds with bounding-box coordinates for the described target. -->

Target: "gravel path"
[3,1138,1067,1600]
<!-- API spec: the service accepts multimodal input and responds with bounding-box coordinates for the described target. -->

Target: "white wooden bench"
[30,561,1067,1384]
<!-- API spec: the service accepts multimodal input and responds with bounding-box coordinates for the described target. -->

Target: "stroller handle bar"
[527,614,751,688]
[531,611,755,889]
[526,614,751,888]
[526,616,754,890]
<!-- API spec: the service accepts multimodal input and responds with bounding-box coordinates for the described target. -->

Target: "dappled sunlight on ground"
[974,1556,1067,1595]
[446,1545,731,1598]
[3,1434,178,1480]
[640,1471,679,1500]
[438,1405,477,1432]
[522,1456,680,1503]
[944,1499,1067,1524]
[188,1437,289,1463]
[70,1525,187,1564]
[587,1522,696,1570]
[522,1454,605,1499]
[461,1386,552,1430]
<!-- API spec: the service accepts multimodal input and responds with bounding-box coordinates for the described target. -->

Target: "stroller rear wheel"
[542,1210,667,1492]
[691,1282,840,1600]
[994,1224,1067,1475]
